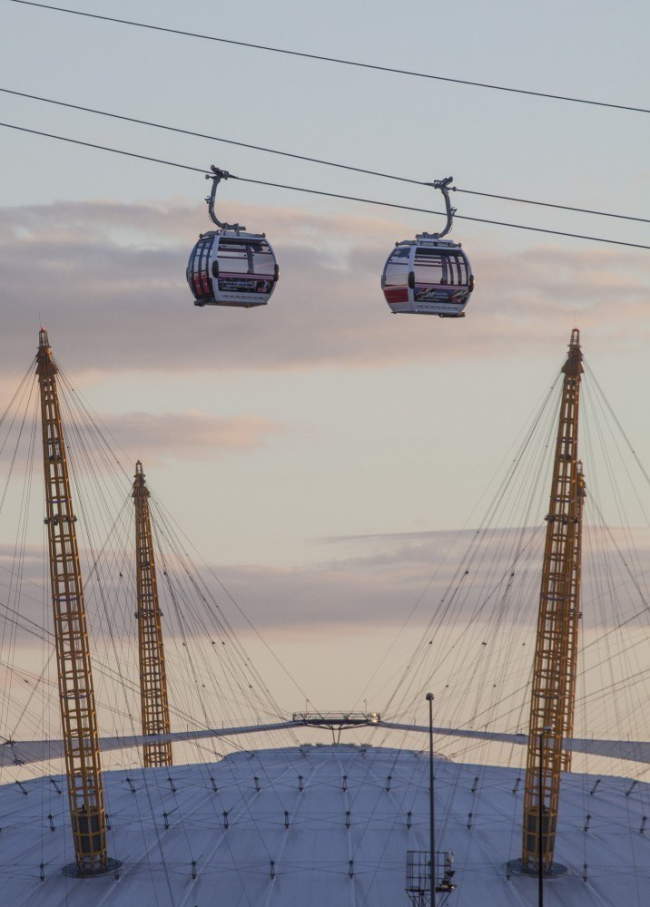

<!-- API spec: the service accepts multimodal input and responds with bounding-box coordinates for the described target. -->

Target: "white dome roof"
[1,743,648,906]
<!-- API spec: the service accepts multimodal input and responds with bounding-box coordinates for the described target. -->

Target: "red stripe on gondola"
[384,287,409,303]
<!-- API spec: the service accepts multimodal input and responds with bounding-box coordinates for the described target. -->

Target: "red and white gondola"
[187,167,279,308]
[381,177,474,317]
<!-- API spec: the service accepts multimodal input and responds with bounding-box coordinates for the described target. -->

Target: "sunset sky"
[1,0,650,727]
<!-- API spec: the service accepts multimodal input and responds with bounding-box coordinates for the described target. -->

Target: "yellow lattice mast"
[515,328,585,876]
[36,328,118,876]
[562,460,586,769]
[133,460,173,767]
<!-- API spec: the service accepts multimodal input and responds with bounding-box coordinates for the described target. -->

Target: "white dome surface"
[1,743,649,906]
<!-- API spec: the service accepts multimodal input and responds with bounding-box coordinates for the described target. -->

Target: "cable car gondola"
[187,166,279,308]
[381,177,474,317]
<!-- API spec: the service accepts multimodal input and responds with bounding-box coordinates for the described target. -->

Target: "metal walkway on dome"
[3,717,650,768]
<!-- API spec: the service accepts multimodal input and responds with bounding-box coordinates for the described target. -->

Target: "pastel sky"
[1,0,650,756]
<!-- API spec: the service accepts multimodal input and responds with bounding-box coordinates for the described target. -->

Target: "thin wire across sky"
[8,0,650,116]
[1,121,649,251]
[2,1,648,250]
[1,86,648,228]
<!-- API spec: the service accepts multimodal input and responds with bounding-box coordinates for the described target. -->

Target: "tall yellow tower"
[511,328,585,876]
[133,460,173,767]
[36,329,118,875]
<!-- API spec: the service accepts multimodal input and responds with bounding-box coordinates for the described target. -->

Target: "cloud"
[129,525,650,634]
[1,200,649,379]
[93,410,285,464]
[3,525,650,654]
[0,405,286,480]
[221,524,650,632]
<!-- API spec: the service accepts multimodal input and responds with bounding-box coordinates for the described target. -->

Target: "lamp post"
[426,693,435,907]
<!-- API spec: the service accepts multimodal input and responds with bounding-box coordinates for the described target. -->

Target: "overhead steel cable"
[238,175,650,250]
[1,87,649,226]
[1,120,649,250]
[453,187,650,226]
[8,0,650,116]
[0,119,204,173]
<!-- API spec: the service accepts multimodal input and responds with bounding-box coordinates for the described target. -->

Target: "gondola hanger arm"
[423,176,456,239]
[205,164,246,233]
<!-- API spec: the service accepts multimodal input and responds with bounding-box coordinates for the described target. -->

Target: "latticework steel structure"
[133,460,172,767]
[36,328,113,874]
[520,328,585,873]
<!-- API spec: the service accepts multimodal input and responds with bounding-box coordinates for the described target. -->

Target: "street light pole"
[426,692,436,907]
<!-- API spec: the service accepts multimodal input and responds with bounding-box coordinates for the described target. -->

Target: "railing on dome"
[406,851,457,906]
[291,712,380,743]
[292,711,380,728]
